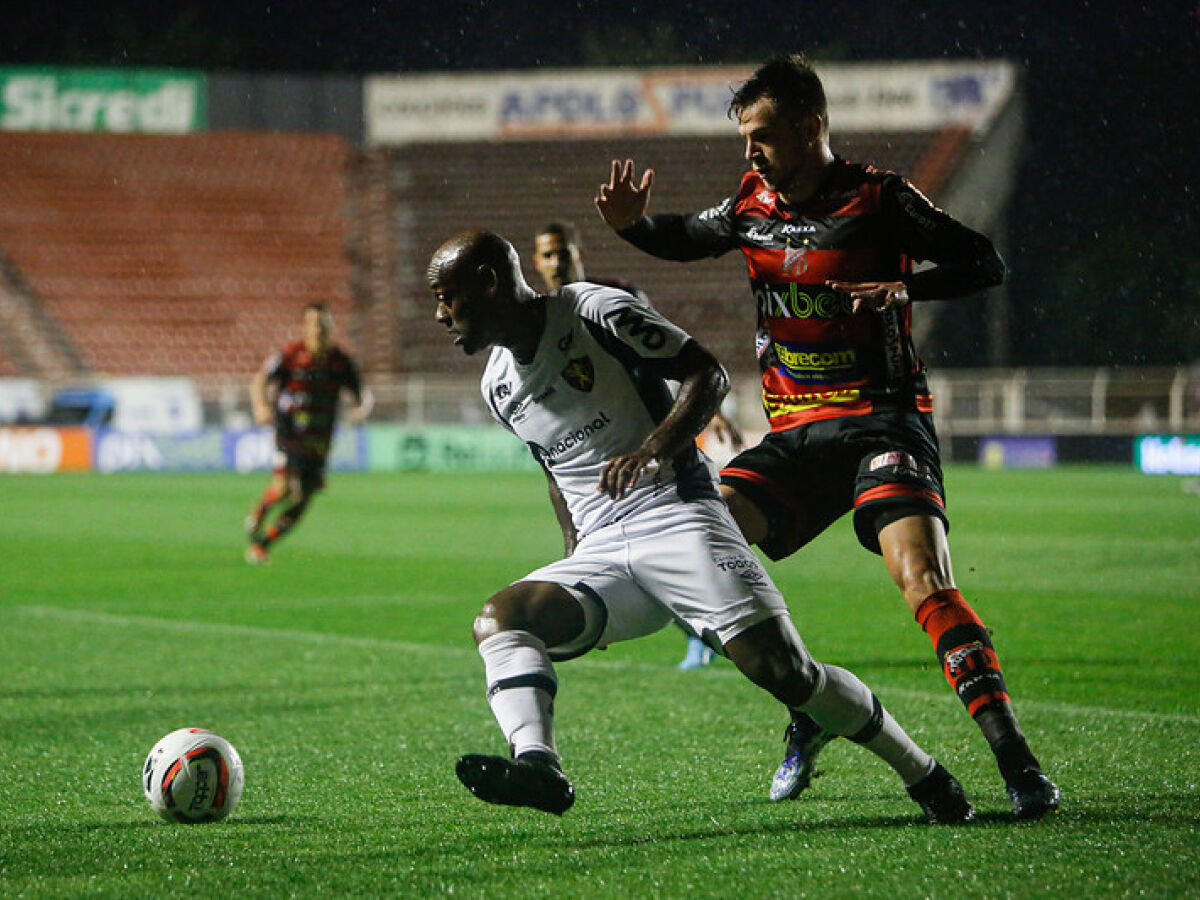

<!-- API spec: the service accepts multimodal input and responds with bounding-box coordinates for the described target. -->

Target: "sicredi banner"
[364,60,1016,145]
[0,67,206,134]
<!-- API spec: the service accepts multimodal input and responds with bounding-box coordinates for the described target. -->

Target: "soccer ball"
[142,728,244,823]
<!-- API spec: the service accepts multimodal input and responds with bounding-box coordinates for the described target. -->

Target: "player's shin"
[915,589,1041,771]
[915,588,1009,715]
[478,630,560,762]
[800,664,934,786]
[262,497,310,547]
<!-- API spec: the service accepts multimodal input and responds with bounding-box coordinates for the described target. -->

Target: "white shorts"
[522,497,789,659]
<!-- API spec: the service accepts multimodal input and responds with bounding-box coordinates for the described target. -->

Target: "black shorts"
[719,409,947,559]
[273,449,328,493]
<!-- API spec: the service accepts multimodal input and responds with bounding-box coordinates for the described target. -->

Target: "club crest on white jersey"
[481,282,716,537]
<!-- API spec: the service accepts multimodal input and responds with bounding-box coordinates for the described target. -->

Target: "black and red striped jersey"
[618,158,1004,431]
[263,341,361,458]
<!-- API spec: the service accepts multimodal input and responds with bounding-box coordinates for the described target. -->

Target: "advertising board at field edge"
[0,427,92,473]
[1135,434,1200,475]
[0,67,207,134]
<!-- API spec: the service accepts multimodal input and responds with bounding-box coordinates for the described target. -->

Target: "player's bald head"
[428,230,522,293]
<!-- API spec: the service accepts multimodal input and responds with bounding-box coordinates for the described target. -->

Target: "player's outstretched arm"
[598,340,728,499]
[249,367,273,426]
[595,159,654,232]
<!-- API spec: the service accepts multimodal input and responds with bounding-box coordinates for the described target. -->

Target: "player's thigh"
[626,498,789,649]
[849,413,948,553]
[720,430,850,560]
[523,541,674,661]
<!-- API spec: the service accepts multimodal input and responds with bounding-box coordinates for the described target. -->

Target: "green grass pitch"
[1,466,1198,897]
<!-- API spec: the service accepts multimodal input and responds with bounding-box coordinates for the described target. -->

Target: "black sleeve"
[343,355,363,396]
[616,198,738,262]
[882,175,1006,301]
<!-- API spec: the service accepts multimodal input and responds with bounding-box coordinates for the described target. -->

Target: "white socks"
[478,630,559,762]
[801,663,935,786]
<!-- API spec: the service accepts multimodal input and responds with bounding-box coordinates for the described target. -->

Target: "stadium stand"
[0,125,969,390]
[0,132,354,384]
[359,127,974,378]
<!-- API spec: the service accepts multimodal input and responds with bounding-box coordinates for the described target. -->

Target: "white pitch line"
[8,605,1199,727]
[7,604,477,659]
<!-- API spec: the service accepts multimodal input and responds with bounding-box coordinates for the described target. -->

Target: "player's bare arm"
[345,386,374,424]
[543,466,578,556]
[249,367,274,426]
[827,279,911,314]
[594,159,655,232]
[598,340,729,499]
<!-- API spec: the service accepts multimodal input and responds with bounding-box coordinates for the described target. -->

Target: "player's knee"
[471,598,513,645]
[471,583,586,649]
[727,623,820,705]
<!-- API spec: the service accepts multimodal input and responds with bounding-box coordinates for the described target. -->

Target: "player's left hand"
[828,280,910,314]
[599,450,657,499]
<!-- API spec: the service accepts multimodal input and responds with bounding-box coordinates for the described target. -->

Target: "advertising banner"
[365,60,1015,145]
[0,66,206,134]
[223,427,367,474]
[367,425,538,472]
[0,427,92,473]
[979,436,1057,470]
[1135,434,1200,475]
[92,429,227,473]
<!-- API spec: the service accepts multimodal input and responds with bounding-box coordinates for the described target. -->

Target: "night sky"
[4,0,1198,365]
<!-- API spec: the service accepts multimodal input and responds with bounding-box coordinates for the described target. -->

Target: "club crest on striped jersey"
[561,356,595,392]
[782,243,809,275]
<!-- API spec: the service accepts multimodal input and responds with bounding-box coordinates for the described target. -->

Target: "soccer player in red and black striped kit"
[596,53,1059,819]
[244,303,371,563]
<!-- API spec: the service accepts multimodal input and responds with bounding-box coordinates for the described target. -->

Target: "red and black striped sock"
[915,588,1040,777]
[915,588,1009,715]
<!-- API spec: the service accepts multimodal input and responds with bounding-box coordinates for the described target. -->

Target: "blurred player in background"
[532,220,745,670]
[432,229,974,823]
[595,53,1059,819]
[244,302,372,563]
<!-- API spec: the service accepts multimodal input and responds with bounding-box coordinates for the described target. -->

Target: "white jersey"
[481,282,718,539]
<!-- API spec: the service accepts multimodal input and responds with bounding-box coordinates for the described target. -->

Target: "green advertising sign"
[0,67,206,133]
[367,425,539,473]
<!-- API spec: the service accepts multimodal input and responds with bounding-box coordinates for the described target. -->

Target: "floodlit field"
[2,467,1198,896]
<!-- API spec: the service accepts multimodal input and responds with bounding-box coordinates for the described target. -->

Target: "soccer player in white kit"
[429,230,973,822]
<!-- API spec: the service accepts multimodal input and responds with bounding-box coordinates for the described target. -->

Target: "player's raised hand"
[595,159,654,232]
[598,449,656,499]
